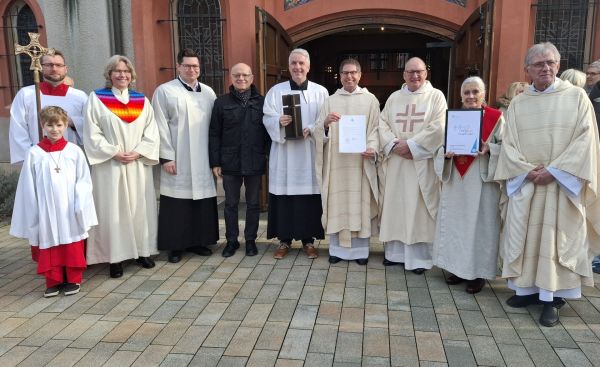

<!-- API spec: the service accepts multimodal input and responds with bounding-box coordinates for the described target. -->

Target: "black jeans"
[222,174,261,241]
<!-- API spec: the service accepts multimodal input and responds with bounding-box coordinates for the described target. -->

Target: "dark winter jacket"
[209,84,270,176]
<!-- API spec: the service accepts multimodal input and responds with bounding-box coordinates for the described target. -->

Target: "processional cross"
[15,32,55,141]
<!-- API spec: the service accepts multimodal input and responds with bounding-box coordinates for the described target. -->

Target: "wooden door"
[255,7,293,210]
[449,0,494,108]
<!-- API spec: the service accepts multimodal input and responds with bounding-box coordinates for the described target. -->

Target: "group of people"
[7,41,600,328]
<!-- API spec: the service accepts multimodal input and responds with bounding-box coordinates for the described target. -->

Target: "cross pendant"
[54,166,61,173]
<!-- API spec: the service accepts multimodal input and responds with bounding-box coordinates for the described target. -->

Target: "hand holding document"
[338,115,366,153]
[444,109,483,156]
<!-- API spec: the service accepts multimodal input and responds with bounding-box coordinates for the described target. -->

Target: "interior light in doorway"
[361,27,365,31]
[381,26,385,31]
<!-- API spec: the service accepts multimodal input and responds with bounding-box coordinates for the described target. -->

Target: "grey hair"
[289,48,310,65]
[103,55,137,89]
[524,42,560,67]
[559,68,586,87]
[588,60,600,70]
[461,76,486,94]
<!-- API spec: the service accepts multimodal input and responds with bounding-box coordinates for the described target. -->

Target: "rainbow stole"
[95,88,145,123]
[453,106,502,177]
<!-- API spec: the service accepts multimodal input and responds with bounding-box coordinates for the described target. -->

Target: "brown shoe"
[303,243,318,259]
[466,278,485,294]
[274,242,290,259]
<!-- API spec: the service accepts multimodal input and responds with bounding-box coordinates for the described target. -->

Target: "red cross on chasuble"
[453,106,502,177]
[395,104,425,132]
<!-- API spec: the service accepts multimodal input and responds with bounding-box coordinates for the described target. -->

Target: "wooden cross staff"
[15,32,55,141]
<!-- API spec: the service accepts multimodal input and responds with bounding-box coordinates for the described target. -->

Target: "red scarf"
[38,137,67,152]
[453,106,502,177]
[40,82,69,97]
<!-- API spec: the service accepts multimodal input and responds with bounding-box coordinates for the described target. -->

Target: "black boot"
[245,240,258,256]
[136,256,155,268]
[539,301,559,327]
[506,294,541,308]
[110,263,123,278]
[222,240,240,257]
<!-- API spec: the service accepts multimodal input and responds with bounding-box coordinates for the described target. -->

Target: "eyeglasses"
[112,69,131,74]
[41,63,65,68]
[404,70,425,75]
[529,60,558,69]
[180,64,200,70]
[232,73,253,79]
[340,70,360,76]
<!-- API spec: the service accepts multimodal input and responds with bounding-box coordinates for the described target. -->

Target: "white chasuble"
[83,88,160,264]
[152,79,217,199]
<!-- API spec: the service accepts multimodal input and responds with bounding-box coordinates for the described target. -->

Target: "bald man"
[209,63,270,257]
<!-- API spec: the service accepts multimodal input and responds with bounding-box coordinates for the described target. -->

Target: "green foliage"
[0,170,19,220]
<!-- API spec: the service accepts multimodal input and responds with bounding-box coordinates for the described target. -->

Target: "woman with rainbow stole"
[83,55,160,278]
[432,76,504,294]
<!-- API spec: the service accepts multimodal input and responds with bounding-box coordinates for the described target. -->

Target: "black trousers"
[222,174,261,241]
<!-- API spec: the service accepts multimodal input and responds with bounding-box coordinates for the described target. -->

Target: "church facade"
[0,0,598,161]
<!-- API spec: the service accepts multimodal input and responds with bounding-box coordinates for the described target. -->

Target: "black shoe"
[355,258,368,266]
[553,297,566,309]
[168,251,182,263]
[110,263,123,278]
[44,286,60,298]
[245,240,258,256]
[136,256,155,269]
[222,240,240,257]
[540,302,559,327]
[412,268,426,275]
[383,259,402,266]
[328,255,342,264]
[189,246,213,256]
[506,294,541,308]
[63,283,81,296]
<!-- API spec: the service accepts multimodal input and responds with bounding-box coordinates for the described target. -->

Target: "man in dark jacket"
[209,63,270,257]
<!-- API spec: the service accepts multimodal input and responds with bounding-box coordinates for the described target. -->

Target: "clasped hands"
[444,140,490,158]
[279,115,311,139]
[113,151,140,164]
[391,138,413,160]
[324,112,375,159]
[525,164,555,185]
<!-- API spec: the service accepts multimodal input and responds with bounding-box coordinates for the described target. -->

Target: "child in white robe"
[10,106,97,297]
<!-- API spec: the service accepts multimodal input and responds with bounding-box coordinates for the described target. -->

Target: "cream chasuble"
[152,79,217,199]
[314,87,380,251]
[83,88,160,264]
[495,79,600,292]
[378,81,447,245]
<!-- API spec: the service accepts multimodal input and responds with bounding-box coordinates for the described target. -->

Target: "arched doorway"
[300,28,452,107]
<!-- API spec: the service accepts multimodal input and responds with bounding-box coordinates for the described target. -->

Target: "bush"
[0,170,19,220]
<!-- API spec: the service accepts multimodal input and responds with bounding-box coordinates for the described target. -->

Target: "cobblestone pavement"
[0,208,599,367]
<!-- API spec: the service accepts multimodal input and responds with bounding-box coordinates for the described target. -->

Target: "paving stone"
[268,299,298,322]
[415,331,446,363]
[159,353,194,367]
[265,268,291,285]
[188,346,223,367]
[458,309,492,336]
[148,300,186,323]
[254,284,283,303]
[486,316,521,345]
[578,341,600,367]
[59,297,101,319]
[103,350,141,366]
[14,296,59,318]
[6,312,57,338]
[171,325,212,354]
[342,287,365,308]
[569,299,600,324]
[279,280,304,300]
[120,322,164,351]
[339,307,364,333]
[450,290,479,311]
[363,327,389,357]
[540,322,579,348]
[273,359,304,367]
[327,267,348,284]
[316,301,342,326]
[228,267,253,284]
[442,340,476,367]
[309,324,338,354]
[0,337,21,357]
[365,284,387,305]
[17,339,71,367]
[561,316,600,343]
[223,326,262,356]
[202,320,241,348]
[388,310,414,337]
[215,356,247,366]
[73,342,121,367]
[212,283,242,303]
[286,265,310,282]
[175,296,211,319]
[88,293,129,316]
[246,349,278,367]
[152,318,193,346]
[411,306,438,332]
[290,304,318,329]
[195,278,226,297]
[387,290,410,311]
[194,302,229,326]
[363,356,390,366]
[306,269,328,286]
[497,343,534,367]
[168,281,202,301]
[436,314,467,341]
[0,345,37,366]
[255,321,288,350]
[20,318,72,346]
[130,294,169,317]
[46,347,88,367]
[334,332,362,363]
[521,338,564,367]
[467,335,505,366]
[236,280,265,299]
[322,283,345,303]
[101,298,142,322]
[305,352,334,366]
[298,285,323,305]
[345,271,366,289]
[279,328,312,360]
[249,265,274,281]
[507,313,545,340]
[114,275,147,294]
[476,295,507,318]
[408,287,433,308]
[221,298,254,321]
[102,317,145,343]
[154,277,187,296]
[364,303,388,328]
[555,347,593,367]
[131,344,172,367]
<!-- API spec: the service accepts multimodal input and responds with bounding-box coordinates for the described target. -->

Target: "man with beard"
[9,50,87,164]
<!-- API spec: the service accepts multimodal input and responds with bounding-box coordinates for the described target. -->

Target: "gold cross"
[15,32,54,72]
